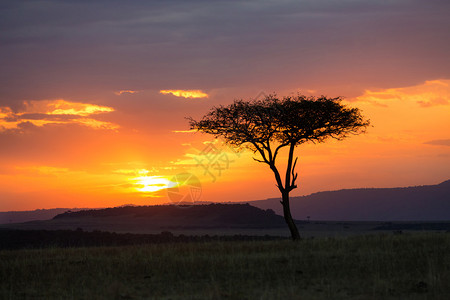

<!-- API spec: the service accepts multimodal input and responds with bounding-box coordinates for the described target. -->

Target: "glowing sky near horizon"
[0,0,449,211]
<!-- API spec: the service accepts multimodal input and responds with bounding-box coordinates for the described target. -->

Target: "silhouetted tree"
[188,95,370,240]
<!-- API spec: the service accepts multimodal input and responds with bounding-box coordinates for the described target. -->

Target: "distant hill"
[52,203,284,227]
[0,204,286,232]
[0,204,214,225]
[248,180,450,221]
[0,208,87,224]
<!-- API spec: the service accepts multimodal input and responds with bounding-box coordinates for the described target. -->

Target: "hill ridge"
[0,203,287,232]
[249,179,450,221]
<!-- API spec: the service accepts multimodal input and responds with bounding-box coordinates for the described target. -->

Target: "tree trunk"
[281,191,301,240]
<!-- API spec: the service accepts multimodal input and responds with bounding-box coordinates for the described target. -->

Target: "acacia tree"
[188,95,370,240]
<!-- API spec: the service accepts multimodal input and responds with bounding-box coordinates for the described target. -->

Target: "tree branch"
[252,157,266,163]
[270,164,285,194]
[273,141,290,162]
[289,157,298,191]
[252,142,270,165]
[284,143,296,192]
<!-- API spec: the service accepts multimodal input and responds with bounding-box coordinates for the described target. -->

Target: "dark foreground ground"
[1,233,449,300]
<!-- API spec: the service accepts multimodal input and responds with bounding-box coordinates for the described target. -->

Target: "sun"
[131,176,177,193]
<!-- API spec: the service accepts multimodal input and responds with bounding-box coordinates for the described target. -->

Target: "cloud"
[172,129,196,133]
[75,118,119,130]
[0,99,118,132]
[114,90,139,96]
[424,139,450,147]
[353,80,450,107]
[160,90,208,99]
[1,1,449,105]
[14,165,70,176]
[113,168,151,176]
[43,100,114,116]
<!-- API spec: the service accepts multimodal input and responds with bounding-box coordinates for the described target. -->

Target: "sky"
[0,0,449,211]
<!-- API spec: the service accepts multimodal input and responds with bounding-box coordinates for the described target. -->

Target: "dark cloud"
[417,98,449,107]
[15,113,82,121]
[424,139,450,147]
[0,0,449,105]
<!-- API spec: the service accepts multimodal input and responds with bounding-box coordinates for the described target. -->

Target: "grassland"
[1,233,449,300]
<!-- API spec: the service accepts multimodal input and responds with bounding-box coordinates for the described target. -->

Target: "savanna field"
[1,233,449,300]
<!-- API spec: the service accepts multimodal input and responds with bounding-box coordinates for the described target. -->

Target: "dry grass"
[1,233,449,299]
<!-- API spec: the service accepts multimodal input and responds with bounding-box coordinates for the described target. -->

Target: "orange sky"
[0,1,449,211]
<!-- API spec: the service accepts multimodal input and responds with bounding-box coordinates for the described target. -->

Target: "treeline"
[0,229,286,250]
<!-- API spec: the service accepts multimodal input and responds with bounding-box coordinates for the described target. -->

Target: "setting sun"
[131,176,177,194]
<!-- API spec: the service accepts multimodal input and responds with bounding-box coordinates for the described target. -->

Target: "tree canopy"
[189,95,369,168]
